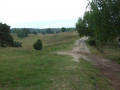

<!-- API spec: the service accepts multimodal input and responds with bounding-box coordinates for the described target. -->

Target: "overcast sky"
[0,0,88,28]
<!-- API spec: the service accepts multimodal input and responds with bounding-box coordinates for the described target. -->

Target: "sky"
[0,0,88,28]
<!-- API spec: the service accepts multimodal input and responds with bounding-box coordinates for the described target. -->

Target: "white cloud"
[0,0,88,28]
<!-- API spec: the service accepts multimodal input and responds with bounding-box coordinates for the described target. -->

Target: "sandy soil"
[56,37,120,90]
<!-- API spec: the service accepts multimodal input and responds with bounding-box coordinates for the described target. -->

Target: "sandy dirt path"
[57,37,120,90]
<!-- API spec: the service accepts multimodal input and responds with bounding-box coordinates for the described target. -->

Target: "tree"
[17,30,25,38]
[46,28,54,34]
[41,31,45,35]
[22,28,29,37]
[0,23,14,47]
[61,27,66,32]
[6,35,14,46]
[32,31,38,35]
[17,29,29,38]
[83,11,94,38]
[76,18,88,37]
[76,0,120,52]
[87,0,120,52]
[33,39,42,50]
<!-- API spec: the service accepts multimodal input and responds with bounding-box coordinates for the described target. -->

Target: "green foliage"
[33,39,42,50]
[32,31,38,35]
[6,35,14,46]
[41,31,46,35]
[10,29,19,33]
[0,23,14,47]
[17,30,25,38]
[17,30,29,38]
[13,41,22,47]
[61,27,66,32]
[11,28,76,34]
[22,28,29,36]
[76,0,120,52]
[66,28,75,32]
[83,11,94,38]
[87,39,96,46]
[76,18,88,37]
[46,28,54,34]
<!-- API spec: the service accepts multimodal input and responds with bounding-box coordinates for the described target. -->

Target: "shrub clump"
[33,39,42,50]
[87,39,96,46]
[13,41,22,47]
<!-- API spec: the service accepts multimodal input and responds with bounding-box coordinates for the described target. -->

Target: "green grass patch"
[0,32,113,90]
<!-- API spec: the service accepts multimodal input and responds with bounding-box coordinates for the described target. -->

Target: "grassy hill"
[0,32,113,90]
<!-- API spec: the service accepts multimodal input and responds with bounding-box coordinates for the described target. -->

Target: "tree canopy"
[33,39,42,50]
[0,23,14,47]
[76,0,120,52]
[61,27,66,32]
[46,28,54,34]
[17,29,29,38]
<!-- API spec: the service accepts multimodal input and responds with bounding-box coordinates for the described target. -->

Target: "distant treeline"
[10,27,76,34]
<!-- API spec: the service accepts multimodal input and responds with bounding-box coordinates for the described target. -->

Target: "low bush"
[33,39,42,50]
[13,41,22,47]
[87,39,96,46]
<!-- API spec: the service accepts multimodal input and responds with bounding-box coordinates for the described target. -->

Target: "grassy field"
[87,40,120,64]
[0,32,113,90]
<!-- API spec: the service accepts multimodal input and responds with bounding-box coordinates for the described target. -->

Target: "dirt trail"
[57,37,120,90]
